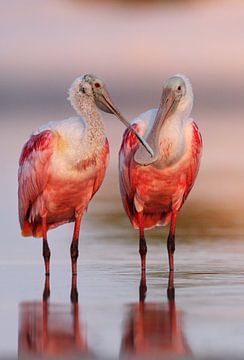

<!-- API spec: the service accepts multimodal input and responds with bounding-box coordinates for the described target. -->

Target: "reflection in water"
[18,276,90,358]
[120,272,191,359]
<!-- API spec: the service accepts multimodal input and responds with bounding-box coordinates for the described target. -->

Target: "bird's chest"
[157,123,185,167]
[131,152,187,210]
[134,165,178,197]
[50,134,104,182]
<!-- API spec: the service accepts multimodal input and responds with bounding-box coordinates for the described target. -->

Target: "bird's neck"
[85,111,106,152]
[73,97,106,159]
[144,110,186,168]
[157,113,185,166]
[74,94,98,119]
[134,96,192,167]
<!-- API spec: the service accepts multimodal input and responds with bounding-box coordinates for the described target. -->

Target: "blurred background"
[1,0,244,358]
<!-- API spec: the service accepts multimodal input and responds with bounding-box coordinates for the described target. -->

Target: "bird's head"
[134,74,193,166]
[68,74,115,115]
[159,74,193,121]
[68,74,154,157]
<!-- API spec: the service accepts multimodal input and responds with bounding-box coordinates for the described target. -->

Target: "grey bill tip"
[130,127,154,158]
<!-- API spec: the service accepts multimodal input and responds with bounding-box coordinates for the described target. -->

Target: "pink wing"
[119,124,140,226]
[119,127,167,229]
[91,138,110,198]
[18,130,55,236]
[180,121,202,207]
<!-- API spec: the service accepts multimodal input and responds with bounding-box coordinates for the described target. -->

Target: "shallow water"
[1,180,244,359]
[0,109,244,360]
[1,1,244,358]
[0,105,243,360]
[2,236,244,359]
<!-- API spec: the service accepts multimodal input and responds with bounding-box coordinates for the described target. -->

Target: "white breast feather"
[34,117,104,180]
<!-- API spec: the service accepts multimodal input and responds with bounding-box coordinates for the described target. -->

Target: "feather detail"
[18,130,55,236]
[119,118,202,230]
[18,119,109,238]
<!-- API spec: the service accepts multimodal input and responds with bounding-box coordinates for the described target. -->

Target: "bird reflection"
[120,272,191,359]
[18,275,90,358]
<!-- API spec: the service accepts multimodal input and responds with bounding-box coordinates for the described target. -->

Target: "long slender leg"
[167,211,177,272]
[167,268,175,301]
[70,214,82,276]
[42,267,50,350]
[43,275,50,301]
[71,274,78,304]
[167,271,177,337]
[42,215,51,275]
[139,269,147,303]
[139,227,147,272]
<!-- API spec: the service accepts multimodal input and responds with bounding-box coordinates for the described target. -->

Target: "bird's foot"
[139,271,147,302]
[70,274,78,303]
[167,270,175,300]
[71,285,78,304]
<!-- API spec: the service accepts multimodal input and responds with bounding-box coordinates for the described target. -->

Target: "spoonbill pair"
[18,74,202,275]
[119,75,202,272]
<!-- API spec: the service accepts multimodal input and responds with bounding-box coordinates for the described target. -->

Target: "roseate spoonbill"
[119,74,202,272]
[18,74,151,276]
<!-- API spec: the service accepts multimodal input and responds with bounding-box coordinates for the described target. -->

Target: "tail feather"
[21,218,74,238]
[123,194,172,229]
[130,211,171,230]
[21,219,43,238]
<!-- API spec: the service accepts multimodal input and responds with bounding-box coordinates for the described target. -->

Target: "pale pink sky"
[1,0,244,85]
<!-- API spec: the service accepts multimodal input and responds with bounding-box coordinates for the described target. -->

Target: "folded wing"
[18,130,55,236]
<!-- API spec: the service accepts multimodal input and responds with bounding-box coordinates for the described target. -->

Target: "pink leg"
[70,214,82,276]
[167,211,177,272]
[42,216,51,275]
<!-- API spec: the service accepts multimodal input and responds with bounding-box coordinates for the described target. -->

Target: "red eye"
[95,82,101,88]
